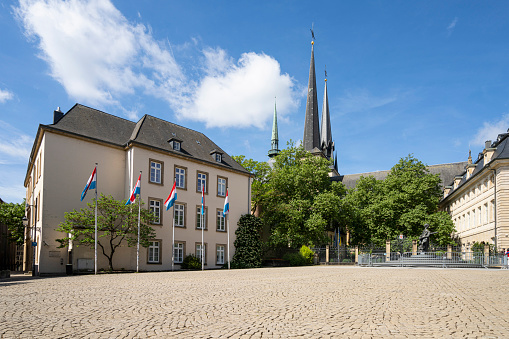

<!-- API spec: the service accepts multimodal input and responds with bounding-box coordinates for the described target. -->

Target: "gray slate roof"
[338,161,468,190]
[46,104,250,175]
[442,132,509,201]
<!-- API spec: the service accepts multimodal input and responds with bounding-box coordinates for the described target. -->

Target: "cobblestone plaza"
[1,266,509,338]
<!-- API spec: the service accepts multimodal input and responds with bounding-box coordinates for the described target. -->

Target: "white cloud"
[471,114,509,147]
[0,89,14,103]
[447,17,458,36]
[14,0,298,129]
[178,50,298,128]
[0,120,32,163]
[15,0,186,108]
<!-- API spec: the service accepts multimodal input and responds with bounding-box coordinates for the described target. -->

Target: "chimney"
[53,107,64,124]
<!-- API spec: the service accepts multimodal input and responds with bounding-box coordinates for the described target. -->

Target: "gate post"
[484,244,490,266]
[355,246,359,264]
[326,245,329,265]
[447,244,452,260]
[412,240,417,255]
[386,239,391,262]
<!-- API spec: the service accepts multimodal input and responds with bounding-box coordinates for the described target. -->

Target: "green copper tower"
[268,98,280,158]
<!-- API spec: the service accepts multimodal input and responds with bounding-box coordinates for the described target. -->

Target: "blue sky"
[1,0,509,203]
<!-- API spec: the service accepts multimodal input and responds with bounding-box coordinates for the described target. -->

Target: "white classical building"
[24,104,251,274]
[440,132,509,252]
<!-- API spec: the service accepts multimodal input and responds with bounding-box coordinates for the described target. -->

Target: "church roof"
[302,43,321,152]
[338,161,468,190]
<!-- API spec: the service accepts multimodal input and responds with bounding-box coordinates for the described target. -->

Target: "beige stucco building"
[439,132,509,252]
[24,104,251,274]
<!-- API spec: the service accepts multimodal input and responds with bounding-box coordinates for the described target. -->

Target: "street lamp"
[22,203,37,276]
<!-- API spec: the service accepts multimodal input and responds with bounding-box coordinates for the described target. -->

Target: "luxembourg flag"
[126,174,141,205]
[164,181,177,210]
[223,189,229,216]
[81,166,97,201]
[201,185,205,215]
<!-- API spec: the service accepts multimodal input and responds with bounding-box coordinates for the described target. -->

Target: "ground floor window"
[174,242,184,263]
[148,241,160,263]
[216,245,225,265]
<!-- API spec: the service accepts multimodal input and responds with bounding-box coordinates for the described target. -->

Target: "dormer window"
[210,150,223,163]
[168,138,182,151]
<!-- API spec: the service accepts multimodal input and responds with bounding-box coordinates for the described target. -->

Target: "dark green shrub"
[231,214,263,269]
[299,245,314,265]
[283,252,307,266]
[181,254,201,270]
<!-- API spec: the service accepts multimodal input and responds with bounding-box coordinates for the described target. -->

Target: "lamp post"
[22,202,37,276]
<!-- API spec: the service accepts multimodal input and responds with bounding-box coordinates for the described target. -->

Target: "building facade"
[24,104,251,274]
[440,133,509,252]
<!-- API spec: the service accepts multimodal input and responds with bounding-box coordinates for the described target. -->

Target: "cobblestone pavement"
[1,266,509,338]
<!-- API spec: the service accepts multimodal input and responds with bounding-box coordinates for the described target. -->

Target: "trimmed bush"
[231,214,263,269]
[299,245,314,265]
[282,252,307,266]
[181,254,201,270]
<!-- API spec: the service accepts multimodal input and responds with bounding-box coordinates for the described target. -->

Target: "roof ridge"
[73,103,135,124]
[130,115,148,141]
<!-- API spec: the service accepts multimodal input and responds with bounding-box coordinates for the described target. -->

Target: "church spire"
[302,39,320,152]
[320,67,334,159]
[268,98,280,158]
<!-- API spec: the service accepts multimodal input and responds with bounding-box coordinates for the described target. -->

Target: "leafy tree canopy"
[0,199,25,245]
[56,194,156,270]
[345,155,455,246]
[232,155,271,214]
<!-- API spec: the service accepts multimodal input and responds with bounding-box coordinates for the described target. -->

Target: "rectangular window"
[217,177,227,197]
[174,203,185,227]
[216,245,225,265]
[175,166,186,189]
[215,154,222,162]
[484,203,488,224]
[472,210,476,227]
[196,243,206,264]
[197,171,208,193]
[149,159,163,185]
[217,209,225,231]
[173,141,181,151]
[149,199,162,224]
[196,206,208,229]
[148,241,160,263]
[478,206,482,225]
[490,200,495,221]
[174,242,184,263]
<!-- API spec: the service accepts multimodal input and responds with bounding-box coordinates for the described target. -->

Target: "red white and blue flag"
[81,166,97,201]
[164,181,177,210]
[201,185,205,215]
[126,174,141,205]
[223,189,229,216]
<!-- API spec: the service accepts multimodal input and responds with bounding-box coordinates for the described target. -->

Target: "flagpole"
[201,212,204,271]
[137,170,142,273]
[95,163,98,275]
[226,188,230,270]
[172,178,176,272]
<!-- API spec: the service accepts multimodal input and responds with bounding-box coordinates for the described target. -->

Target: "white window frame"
[217,177,226,197]
[175,167,186,189]
[149,199,161,224]
[197,172,207,193]
[216,245,225,265]
[150,160,162,184]
[215,153,222,162]
[148,241,160,263]
[174,243,184,263]
[174,203,185,227]
[217,209,225,231]
[196,243,206,264]
[196,206,207,230]
[173,141,181,151]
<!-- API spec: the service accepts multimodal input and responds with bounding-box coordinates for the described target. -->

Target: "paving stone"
[1,267,509,337]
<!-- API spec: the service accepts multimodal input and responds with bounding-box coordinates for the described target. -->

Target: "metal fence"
[312,246,356,264]
[358,251,508,268]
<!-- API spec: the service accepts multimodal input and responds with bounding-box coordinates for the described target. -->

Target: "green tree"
[232,155,271,214]
[231,214,263,269]
[262,143,346,248]
[56,194,156,270]
[0,200,26,245]
[346,155,455,246]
